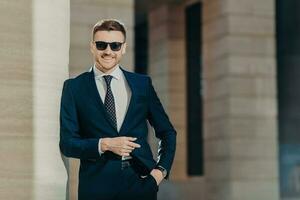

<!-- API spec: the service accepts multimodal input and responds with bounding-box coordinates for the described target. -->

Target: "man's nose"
[103,45,112,54]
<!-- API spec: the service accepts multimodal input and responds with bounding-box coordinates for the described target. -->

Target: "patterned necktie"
[103,75,117,129]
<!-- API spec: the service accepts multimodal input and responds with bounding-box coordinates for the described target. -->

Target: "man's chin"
[101,65,117,72]
[104,64,116,69]
[98,61,115,68]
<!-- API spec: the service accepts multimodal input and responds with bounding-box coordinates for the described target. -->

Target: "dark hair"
[92,19,126,41]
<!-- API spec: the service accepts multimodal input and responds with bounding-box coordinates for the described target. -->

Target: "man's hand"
[150,169,164,186]
[100,137,141,156]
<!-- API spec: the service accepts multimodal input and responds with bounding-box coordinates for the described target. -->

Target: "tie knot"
[103,75,113,86]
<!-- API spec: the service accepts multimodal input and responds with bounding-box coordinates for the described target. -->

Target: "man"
[60,19,176,200]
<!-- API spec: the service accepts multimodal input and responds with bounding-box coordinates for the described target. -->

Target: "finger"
[121,149,132,154]
[120,147,133,152]
[127,137,137,141]
[124,139,139,147]
[128,141,141,148]
[128,146,135,150]
[122,145,134,150]
[121,152,130,157]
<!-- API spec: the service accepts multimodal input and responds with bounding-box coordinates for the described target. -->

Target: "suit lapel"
[119,68,136,135]
[86,70,118,132]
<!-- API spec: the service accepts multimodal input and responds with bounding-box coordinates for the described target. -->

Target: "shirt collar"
[93,64,121,80]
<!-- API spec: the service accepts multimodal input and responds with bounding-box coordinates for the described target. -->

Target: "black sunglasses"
[94,41,124,51]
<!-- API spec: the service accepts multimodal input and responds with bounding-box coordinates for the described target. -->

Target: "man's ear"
[121,42,127,55]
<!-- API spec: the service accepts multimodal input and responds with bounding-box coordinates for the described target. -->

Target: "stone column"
[202,0,279,200]
[68,1,134,199]
[32,0,70,199]
[0,0,70,199]
[148,3,187,181]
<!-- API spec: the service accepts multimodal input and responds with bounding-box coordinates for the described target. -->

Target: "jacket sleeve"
[147,77,177,179]
[59,80,100,159]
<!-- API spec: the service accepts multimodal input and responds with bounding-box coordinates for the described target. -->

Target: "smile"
[102,57,114,61]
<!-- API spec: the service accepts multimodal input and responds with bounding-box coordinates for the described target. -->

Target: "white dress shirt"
[93,65,132,158]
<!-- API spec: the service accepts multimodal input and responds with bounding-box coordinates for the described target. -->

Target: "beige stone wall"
[202,0,279,200]
[0,1,33,199]
[0,0,70,199]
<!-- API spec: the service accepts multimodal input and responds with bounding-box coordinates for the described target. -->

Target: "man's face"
[90,30,126,73]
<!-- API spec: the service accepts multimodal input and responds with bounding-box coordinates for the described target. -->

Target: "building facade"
[0,0,299,200]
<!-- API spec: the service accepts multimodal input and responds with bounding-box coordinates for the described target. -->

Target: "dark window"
[185,2,203,176]
[134,10,148,74]
[277,0,300,198]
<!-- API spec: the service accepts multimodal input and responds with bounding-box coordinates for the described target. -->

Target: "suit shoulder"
[121,68,151,81]
[63,71,90,85]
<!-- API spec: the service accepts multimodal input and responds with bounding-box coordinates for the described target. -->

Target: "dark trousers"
[78,159,158,200]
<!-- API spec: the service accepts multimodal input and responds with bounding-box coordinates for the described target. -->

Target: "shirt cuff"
[98,138,104,156]
[156,165,168,178]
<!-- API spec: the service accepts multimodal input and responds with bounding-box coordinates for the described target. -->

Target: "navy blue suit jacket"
[59,67,176,184]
